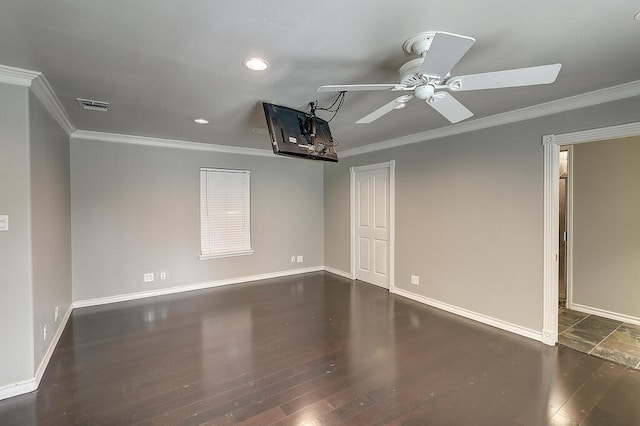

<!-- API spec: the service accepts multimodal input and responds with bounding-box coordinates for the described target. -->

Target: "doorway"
[542,121,640,346]
[350,161,395,290]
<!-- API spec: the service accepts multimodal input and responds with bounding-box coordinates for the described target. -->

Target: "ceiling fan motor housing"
[399,58,425,85]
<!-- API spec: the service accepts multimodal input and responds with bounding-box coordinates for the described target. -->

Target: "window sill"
[199,250,254,260]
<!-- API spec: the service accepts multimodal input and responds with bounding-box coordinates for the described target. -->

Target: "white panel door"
[355,167,390,288]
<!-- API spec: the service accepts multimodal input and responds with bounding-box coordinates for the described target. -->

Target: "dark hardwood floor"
[1,272,640,425]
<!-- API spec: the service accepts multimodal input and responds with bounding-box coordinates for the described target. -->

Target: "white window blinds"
[200,168,252,259]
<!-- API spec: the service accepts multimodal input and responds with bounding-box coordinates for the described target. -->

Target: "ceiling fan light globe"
[414,84,435,100]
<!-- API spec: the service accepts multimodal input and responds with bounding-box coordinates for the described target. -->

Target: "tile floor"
[558,307,640,369]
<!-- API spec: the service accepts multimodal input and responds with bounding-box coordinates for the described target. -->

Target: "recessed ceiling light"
[635,11,640,21]
[194,118,209,124]
[244,58,269,71]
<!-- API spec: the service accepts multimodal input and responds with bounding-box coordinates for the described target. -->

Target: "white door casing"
[350,161,395,290]
[542,121,640,346]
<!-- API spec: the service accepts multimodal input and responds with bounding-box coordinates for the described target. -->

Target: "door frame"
[542,121,640,346]
[350,160,396,292]
[558,147,574,309]
[565,146,575,310]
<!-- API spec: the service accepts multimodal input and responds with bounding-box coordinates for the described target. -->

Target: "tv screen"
[262,102,338,162]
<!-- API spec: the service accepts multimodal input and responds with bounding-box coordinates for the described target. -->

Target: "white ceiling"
[1,1,639,152]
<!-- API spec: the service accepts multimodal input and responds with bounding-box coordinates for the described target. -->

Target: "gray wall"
[324,96,640,333]
[70,139,325,301]
[0,83,34,386]
[29,91,72,372]
[572,136,640,318]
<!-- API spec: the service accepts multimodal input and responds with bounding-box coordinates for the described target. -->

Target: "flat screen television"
[262,102,338,162]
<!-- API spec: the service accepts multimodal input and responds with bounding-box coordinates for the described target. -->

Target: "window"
[200,168,252,259]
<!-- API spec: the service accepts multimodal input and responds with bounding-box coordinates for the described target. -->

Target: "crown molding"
[0,64,40,86]
[30,75,76,135]
[340,80,640,158]
[71,130,275,157]
[0,64,76,134]
[6,62,639,158]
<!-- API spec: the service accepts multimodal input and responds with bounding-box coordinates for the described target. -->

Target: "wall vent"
[77,98,109,112]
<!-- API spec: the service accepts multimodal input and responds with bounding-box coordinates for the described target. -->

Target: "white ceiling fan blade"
[318,84,405,93]
[447,63,562,91]
[356,95,414,124]
[426,92,473,124]
[420,32,475,79]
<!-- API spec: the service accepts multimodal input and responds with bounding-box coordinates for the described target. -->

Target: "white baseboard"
[0,304,73,401]
[571,303,640,326]
[0,304,72,401]
[73,266,325,309]
[1,270,545,401]
[323,266,352,280]
[393,287,542,342]
[4,268,330,401]
[0,378,37,401]
[35,305,72,384]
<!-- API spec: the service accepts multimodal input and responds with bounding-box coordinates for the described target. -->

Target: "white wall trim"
[571,303,640,327]
[323,266,352,279]
[0,65,76,134]
[35,305,72,385]
[4,64,640,159]
[388,160,396,293]
[542,120,640,347]
[30,75,76,135]
[3,268,343,400]
[0,378,37,401]
[71,130,274,157]
[73,266,325,309]
[565,146,574,310]
[0,304,73,401]
[341,80,640,158]
[550,121,640,146]
[72,82,640,159]
[350,161,395,172]
[394,288,542,342]
[0,64,40,87]
[542,136,560,346]
[349,167,357,280]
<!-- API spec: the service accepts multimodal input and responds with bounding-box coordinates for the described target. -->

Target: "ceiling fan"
[318,31,561,124]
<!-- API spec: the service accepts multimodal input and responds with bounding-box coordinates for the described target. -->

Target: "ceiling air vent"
[77,98,109,112]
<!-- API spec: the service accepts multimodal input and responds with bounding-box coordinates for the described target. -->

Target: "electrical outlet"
[411,275,420,285]
[43,325,47,341]
[160,272,166,280]
[55,306,59,322]
[291,256,296,263]
[296,255,303,263]
[144,273,154,282]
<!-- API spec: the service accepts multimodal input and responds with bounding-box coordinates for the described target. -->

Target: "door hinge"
[563,231,567,242]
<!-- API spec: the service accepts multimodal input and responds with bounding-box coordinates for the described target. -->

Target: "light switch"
[0,215,8,231]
